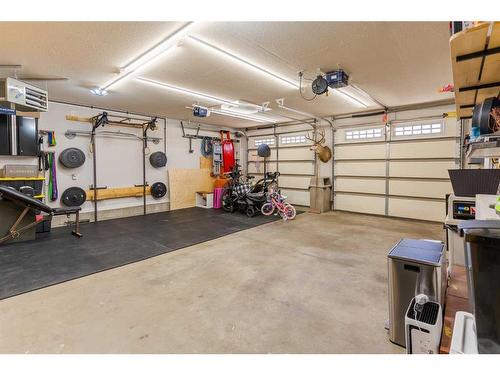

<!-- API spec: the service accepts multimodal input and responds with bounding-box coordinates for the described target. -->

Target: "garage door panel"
[389,180,453,199]
[248,149,278,159]
[335,143,386,160]
[278,162,314,175]
[388,198,445,222]
[279,175,311,190]
[389,160,455,178]
[336,161,386,177]
[248,136,276,149]
[281,189,310,206]
[390,140,457,159]
[335,193,385,215]
[334,126,385,145]
[276,147,314,160]
[335,177,386,194]
[248,162,277,174]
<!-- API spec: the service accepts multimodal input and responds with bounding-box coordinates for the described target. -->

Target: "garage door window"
[281,135,306,144]
[254,138,275,146]
[345,127,383,140]
[393,122,443,137]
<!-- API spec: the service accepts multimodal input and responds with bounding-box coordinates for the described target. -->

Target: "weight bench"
[0,186,82,245]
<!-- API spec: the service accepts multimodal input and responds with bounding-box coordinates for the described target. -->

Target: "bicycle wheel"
[261,202,275,216]
[283,204,296,220]
[222,189,235,213]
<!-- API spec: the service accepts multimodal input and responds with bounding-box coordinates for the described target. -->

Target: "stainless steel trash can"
[461,220,500,354]
[309,177,331,213]
[388,239,446,347]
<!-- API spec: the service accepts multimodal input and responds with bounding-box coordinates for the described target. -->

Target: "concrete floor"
[0,211,444,353]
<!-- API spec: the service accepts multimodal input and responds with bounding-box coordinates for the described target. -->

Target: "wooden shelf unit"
[450,22,500,119]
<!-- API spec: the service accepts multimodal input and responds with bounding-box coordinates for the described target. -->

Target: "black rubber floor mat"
[0,208,283,300]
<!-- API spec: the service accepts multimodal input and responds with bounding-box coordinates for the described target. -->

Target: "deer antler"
[305,131,315,142]
[317,129,326,144]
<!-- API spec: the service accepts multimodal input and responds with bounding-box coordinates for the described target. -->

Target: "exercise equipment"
[257,144,271,158]
[151,182,167,199]
[0,185,82,245]
[59,147,86,168]
[19,186,35,197]
[61,187,87,207]
[47,152,58,201]
[221,131,235,174]
[86,186,152,201]
[149,151,167,168]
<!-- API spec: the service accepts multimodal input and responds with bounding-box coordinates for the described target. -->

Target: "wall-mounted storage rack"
[450,22,500,119]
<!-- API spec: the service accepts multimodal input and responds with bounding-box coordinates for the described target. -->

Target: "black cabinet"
[0,115,38,156]
[0,114,13,155]
[16,116,38,156]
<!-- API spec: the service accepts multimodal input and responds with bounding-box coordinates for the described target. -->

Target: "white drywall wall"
[0,101,240,216]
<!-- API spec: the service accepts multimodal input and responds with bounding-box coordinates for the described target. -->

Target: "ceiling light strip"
[210,109,271,123]
[100,22,194,91]
[332,88,369,108]
[187,35,299,89]
[137,77,238,106]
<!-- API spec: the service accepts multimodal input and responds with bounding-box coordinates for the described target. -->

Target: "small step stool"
[195,191,214,209]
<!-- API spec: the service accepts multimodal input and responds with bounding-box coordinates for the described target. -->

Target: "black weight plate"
[59,148,86,168]
[61,187,87,207]
[19,186,35,197]
[149,151,167,168]
[151,182,167,199]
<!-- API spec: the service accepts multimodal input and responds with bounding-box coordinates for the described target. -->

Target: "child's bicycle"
[261,190,296,221]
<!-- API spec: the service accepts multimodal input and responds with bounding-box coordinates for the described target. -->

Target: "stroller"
[222,164,279,217]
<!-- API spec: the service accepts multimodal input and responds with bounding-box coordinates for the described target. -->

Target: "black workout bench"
[0,186,82,245]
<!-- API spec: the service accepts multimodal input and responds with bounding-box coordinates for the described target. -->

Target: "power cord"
[413,293,429,334]
[299,72,317,101]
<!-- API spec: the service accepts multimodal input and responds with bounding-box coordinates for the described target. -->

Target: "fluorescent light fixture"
[210,109,271,123]
[187,35,299,89]
[100,22,194,91]
[329,84,379,108]
[90,88,108,96]
[137,77,239,106]
[276,102,318,119]
[275,98,332,127]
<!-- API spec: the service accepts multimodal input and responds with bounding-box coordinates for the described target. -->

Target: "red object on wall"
[221,131,235,173]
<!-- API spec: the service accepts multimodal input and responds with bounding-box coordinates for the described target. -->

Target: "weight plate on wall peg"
[59,147,86,168]
[151,182,167,199]
[61,187,87,206]
[149,151,167,168]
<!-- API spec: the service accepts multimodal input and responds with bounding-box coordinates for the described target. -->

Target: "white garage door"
[334,112,460,222]
[247,128,316,206]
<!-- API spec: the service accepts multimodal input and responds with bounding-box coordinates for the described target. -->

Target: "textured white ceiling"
[0,22,454,128]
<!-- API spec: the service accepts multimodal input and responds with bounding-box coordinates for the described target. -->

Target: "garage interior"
[0,20,499,355]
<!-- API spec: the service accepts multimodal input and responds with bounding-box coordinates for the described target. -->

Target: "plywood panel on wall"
[168,168,214,210]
